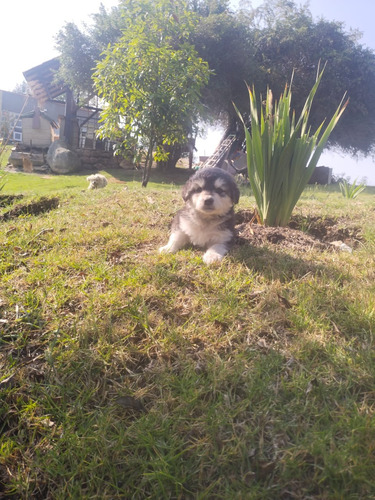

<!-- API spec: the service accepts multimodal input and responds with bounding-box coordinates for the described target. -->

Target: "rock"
[330,241,353,253]
[308,166,333,185]
[119,159,135,170]
[94,162,106,171]
[46,140,81,174]
[8,151,26,168]
[29,153,45,167]
[9,151,46,169]
[33,164,51,173]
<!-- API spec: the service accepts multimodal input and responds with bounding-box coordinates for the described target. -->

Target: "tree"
[13,82,29,94]
[249,0,375,155]
[0,111,11,141]
[55,0,375,158]
[191,8,258,135]
[190,0,375,156]
[55,5,123,102]
[93,0,210,187]
[187,0,230,16]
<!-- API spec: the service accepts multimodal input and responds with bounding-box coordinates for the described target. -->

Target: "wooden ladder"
[201,134,236,169]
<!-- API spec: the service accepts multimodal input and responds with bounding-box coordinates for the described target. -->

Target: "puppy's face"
[182,168,239,216]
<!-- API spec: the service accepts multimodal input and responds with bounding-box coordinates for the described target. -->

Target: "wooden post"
[64,89,76,146]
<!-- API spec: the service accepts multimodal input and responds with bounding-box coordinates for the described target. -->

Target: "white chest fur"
[180,214,232,248]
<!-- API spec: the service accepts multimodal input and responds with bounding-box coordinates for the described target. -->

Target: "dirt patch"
[0,197,60,221]
[289,214,363,245]
[236,222,331,251]
[0,194,23,208]
[108,177,127,184]
[235,210,363,252]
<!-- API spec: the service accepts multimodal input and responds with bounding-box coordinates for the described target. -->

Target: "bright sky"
[1,0,375,184]
[1,0,117,89]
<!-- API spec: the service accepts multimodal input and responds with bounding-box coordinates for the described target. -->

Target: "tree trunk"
[142,142,154,187]
[157,143,182,171]
[64,89,78,147]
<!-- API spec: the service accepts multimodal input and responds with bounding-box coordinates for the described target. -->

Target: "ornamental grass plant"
[339,177,366,199]
[235,66,348,226]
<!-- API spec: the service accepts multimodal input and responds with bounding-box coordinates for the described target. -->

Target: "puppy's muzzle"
[204,196,214,207]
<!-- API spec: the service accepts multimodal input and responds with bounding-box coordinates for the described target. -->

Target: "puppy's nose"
[204,197,214,206]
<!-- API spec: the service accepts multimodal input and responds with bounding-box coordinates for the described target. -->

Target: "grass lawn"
[1,167,375,498]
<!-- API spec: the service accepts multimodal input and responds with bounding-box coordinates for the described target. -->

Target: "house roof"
[23,58,67,102]
[0,90,36,114]
[20,109,59,128]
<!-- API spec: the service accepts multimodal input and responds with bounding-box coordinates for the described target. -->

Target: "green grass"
[1,169,375,498]
[0,145,12,168]
[0,167,191,196]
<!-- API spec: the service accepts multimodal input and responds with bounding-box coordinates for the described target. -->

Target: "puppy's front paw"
[203,244,228,265]
[203,250,224,265]
[159,244,172,254]
[159,231,189,255]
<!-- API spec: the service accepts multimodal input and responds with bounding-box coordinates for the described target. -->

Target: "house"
[0,89,35,143]
[19,108,58,148]
[1,59,125,171]
[0,59,105,150]
[0,88,105,150]
[22,58,106,150]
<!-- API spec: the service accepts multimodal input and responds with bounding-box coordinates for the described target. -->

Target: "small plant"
[235,64,348,226]
[0,170,7,192]
[339,178,366,199]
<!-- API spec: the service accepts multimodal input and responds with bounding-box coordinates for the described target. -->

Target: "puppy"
[87,174,108,189]
[159,167,240,264]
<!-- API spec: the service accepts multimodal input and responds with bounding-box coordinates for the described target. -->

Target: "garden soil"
[235,210,363,252]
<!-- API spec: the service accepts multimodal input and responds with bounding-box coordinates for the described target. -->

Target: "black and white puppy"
[159,167,240,264]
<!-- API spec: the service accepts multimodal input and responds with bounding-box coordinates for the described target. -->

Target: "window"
[13,119,22,141]
[14,120,22,132]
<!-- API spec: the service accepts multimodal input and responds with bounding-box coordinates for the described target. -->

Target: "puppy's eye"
[216,188,226,196]
[195,187,203,193]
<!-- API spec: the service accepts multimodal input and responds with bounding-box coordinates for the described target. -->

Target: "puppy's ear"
[182,180,192,201]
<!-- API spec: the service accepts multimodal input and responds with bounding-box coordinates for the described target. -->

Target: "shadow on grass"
[232,242,335,282]
[102,166,193,188]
